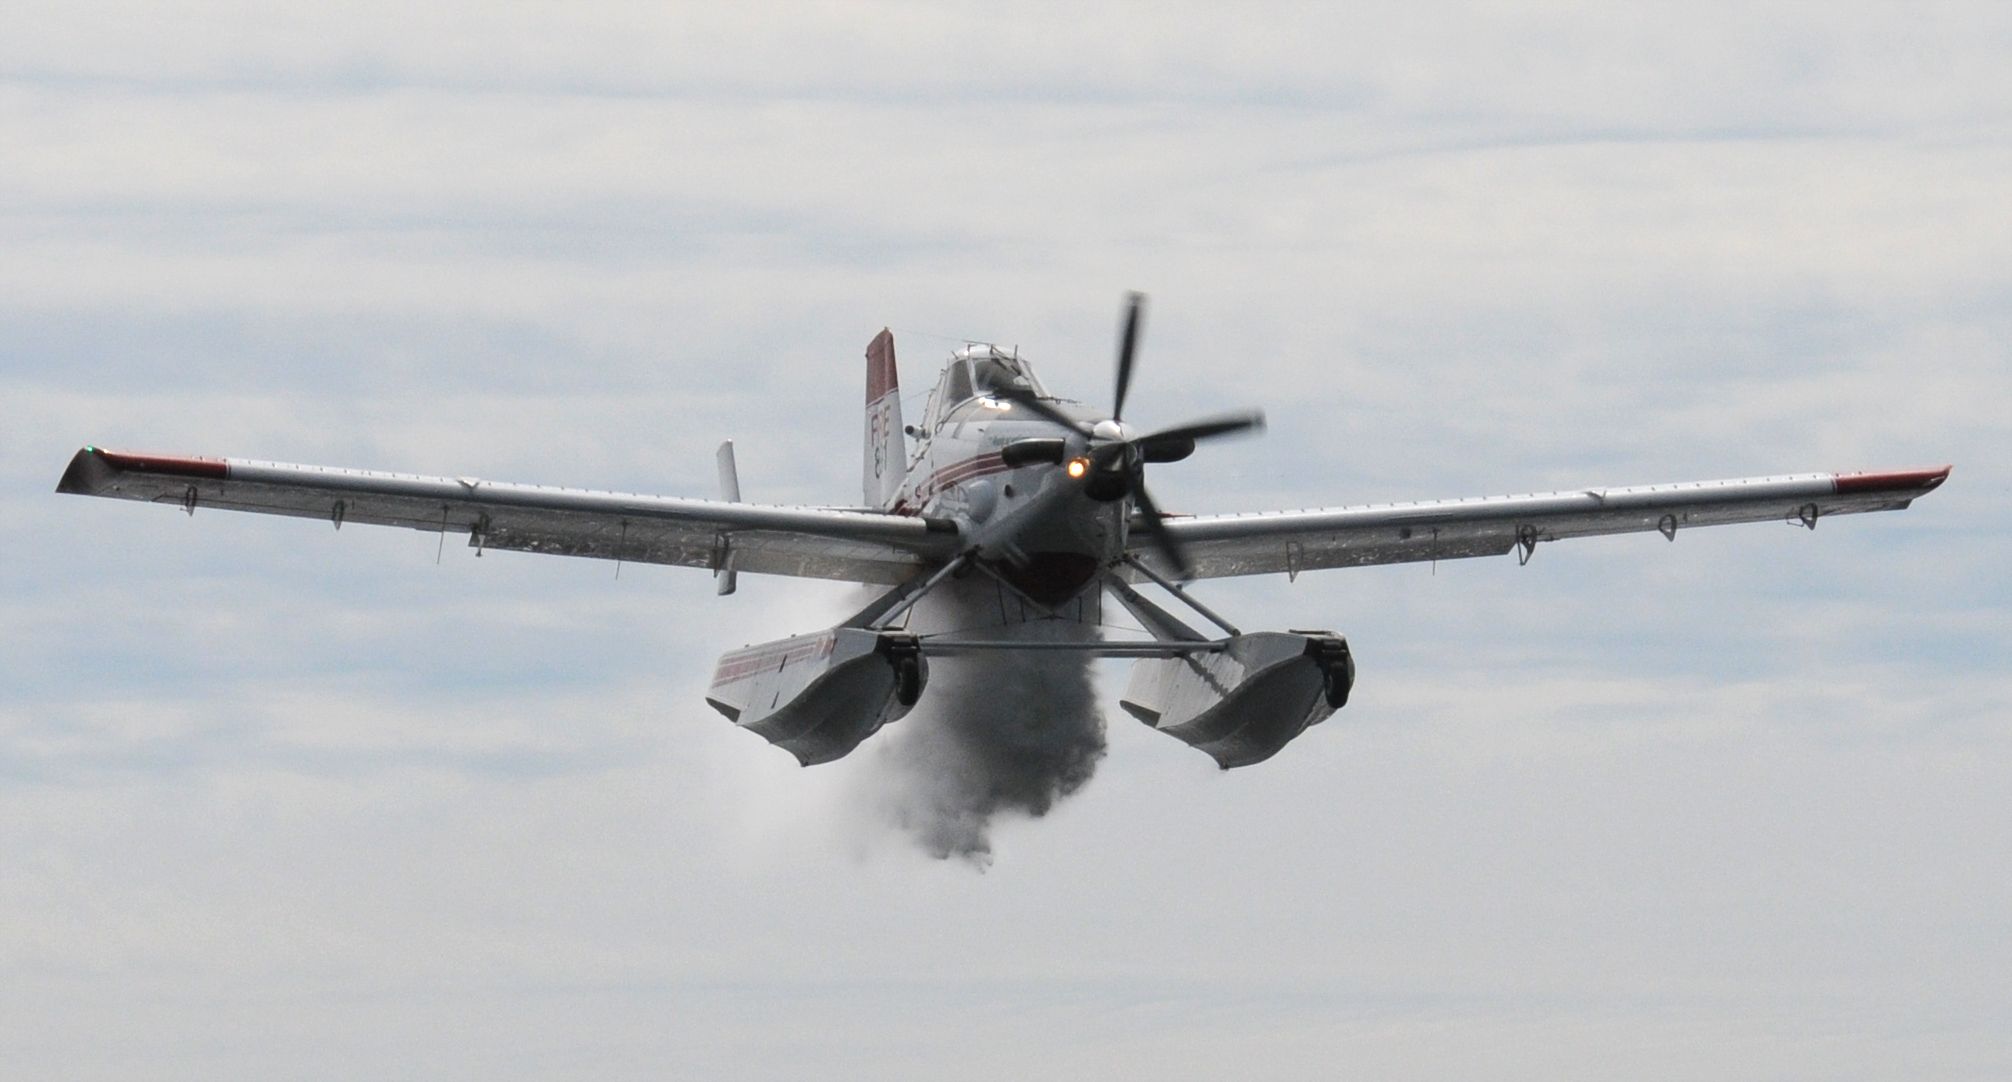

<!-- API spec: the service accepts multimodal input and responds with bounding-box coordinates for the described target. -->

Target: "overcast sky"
[4,4,2009,1079]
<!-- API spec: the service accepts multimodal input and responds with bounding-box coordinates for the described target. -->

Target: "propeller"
[995,293,1264,580]
[1133,409,1265,463]
[1112,290,1143,422]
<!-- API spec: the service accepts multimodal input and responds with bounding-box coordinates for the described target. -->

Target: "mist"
[853,584,1107,867]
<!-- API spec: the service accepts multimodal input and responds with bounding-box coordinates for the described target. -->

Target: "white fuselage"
[889,347,1128,606]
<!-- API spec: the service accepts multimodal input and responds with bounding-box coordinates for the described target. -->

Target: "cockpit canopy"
[924,345,1050,428]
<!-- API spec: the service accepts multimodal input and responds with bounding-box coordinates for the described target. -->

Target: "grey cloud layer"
[3,4,2007,1080]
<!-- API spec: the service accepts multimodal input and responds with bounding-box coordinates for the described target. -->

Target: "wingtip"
[56,445,232,494]
[1832,465,1953,495]
[55,446,101,494]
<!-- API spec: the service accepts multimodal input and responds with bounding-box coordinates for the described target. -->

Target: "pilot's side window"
[943,363,973,404]
[931,364,974,429]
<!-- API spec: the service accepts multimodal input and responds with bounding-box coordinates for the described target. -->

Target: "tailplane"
[863,329,906,510]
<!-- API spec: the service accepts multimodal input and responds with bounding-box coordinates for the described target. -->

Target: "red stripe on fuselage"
[887,449,1017,516]
[931,454,1005,487]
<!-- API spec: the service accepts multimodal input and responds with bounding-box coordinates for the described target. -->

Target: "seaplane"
[57,294,1950,768]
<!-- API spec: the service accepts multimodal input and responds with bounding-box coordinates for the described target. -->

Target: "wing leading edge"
[1133,467,1951,580]
[57,447,959,585]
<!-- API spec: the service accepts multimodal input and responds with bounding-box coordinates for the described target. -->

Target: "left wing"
[1133,467,1950,580]
[57,447,960,584]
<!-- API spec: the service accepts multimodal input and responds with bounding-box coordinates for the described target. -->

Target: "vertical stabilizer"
[714,440,741,596]
[864,328,906,510]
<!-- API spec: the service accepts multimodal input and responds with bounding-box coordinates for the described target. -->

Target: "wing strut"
[842,552,976,631]
[1120,554,1241,637]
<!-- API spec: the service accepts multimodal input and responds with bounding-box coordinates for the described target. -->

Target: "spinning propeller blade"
[994,386,1086,434]
[1127,479,1192,581]
[1135,410,1265,459]
[1112,291,1145,423]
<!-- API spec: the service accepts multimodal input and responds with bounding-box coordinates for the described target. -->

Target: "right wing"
[57,447,960,585]
[1139,467,1951,580]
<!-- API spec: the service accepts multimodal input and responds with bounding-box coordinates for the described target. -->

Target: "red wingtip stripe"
[1832,465,1952,494]
[94,449,230,479]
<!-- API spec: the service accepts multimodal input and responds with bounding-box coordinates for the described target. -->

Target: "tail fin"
[714,440,741,596]
[863,329,906,509]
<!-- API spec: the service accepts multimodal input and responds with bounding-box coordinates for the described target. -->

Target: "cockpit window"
[971,356,1045,397]
[927,349,1051,429]
[942,363,973,404]
[973,358,1022,395]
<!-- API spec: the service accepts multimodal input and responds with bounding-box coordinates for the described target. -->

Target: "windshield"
[927,349,1053,429]
[970,355,1046,398]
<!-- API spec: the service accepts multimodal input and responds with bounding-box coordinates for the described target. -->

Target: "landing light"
[1065,457,1090,479]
